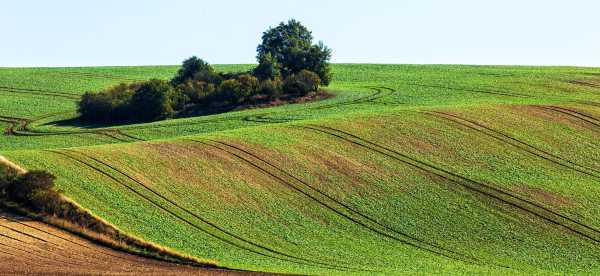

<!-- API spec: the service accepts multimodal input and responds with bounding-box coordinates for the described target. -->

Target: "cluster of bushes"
[78,19,332,124]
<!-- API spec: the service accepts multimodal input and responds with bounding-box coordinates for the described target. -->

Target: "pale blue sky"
[1,0,599,67]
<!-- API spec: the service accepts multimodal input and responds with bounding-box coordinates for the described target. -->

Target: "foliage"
[130,79,177,121]
[257,19,332,85]
[171,56,215,86]
[283,70,321,96]
[253,52,281,81]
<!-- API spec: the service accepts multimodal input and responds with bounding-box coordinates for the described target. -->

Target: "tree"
[130,79,176,121]
[257,19,332,85]
[253,52,281,80]
[171,56,214,86]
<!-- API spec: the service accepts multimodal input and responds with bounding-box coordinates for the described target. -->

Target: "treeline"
[79,19,332,124]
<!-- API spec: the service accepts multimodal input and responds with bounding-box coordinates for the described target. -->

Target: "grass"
[1,64,599,274]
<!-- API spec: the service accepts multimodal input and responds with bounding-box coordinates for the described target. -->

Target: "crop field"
[1,64,600,274]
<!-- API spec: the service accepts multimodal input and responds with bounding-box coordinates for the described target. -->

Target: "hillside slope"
[0,209,241,274]
[1,64,599,274]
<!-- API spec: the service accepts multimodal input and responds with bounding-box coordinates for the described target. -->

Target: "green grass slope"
[1,64,600,274]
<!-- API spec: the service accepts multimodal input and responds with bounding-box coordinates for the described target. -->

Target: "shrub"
[78,83,137,123]
[178,80,216,104]
[218,79,242,104]
[237,74,260,98]
[283,70,321,96]
[130,79,176,122]
[5,170,56,204]
[171,56,214,86]
[259,78,283,99]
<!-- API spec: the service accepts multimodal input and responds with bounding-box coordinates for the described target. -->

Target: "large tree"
[257,19,332,85]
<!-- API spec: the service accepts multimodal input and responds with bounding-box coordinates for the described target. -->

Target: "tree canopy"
[257,19,332,85]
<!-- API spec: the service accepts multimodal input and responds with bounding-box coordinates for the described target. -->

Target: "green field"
[1,64,600,274]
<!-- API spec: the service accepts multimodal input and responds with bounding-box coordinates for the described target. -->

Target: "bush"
[259,78,283,99]
[4,170,59,215]
[283,70,321,96]
[78,83,136,123]
[218,79,242,104]
[237,74,260,98]
[178,80,216,104]
[172,56,214,86]
[130,79,176,122]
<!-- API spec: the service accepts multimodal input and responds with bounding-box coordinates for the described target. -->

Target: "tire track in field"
[396,81,533,98]
[426,111,600,179]
[242,86,397,124]
[45,150,367,272]
[0,86,80,99]
[299,125,600,245]
[0,112,144,143]
[538,106,600,131]
[189,139,484,266]
[567,80,600,89]
[39,71,147,82]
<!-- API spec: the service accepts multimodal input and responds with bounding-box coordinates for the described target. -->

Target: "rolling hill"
[1,64,599,274]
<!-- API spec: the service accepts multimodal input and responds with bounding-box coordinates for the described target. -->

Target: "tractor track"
[189,139,485,266]
[0,86,80,99]
[567,80,600,89]
[46,149,368,273]
[298,124,600,246]
[242,86,397,124]
[38,71,147,82]
[397,81,532,98]
[426,111,600,179]
[538,106,600,131]
[0,113,144,142]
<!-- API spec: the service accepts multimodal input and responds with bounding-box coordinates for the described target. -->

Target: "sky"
[1,0,599,67]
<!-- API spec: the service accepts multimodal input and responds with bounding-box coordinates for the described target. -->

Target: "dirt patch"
[515,186,575,208]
